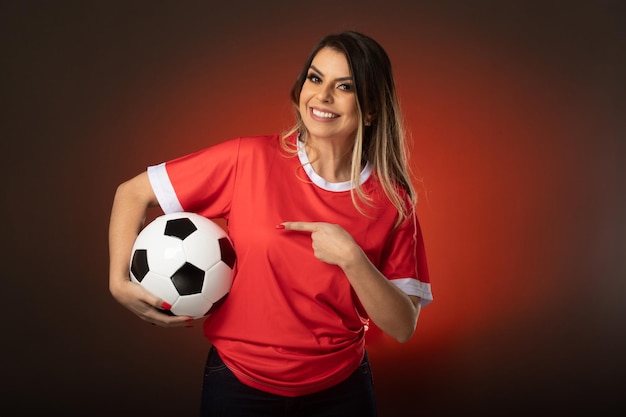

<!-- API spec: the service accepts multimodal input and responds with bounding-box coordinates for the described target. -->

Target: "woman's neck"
[305,139,353,183]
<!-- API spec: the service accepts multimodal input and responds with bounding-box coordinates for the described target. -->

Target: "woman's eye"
[338,83,353,91]
[307,73,321,83]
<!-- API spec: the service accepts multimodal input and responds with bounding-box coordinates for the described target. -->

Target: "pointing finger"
[278,221,320,232]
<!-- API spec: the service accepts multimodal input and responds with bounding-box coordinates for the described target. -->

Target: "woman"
[109,30,433,416]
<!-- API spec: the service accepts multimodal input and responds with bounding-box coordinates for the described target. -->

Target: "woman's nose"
[316,84,333,102]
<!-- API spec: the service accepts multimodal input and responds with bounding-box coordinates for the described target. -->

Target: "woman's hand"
[280,221,361,268]
[110,277,193,327]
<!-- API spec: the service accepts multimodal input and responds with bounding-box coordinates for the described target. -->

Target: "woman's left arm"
[281,221,421,343]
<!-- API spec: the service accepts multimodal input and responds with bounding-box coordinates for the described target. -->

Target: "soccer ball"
[129,212,236,319]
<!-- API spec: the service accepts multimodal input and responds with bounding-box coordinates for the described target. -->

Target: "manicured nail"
[161,301,172,310]
[275,224,285,229]
[186,318,194,322]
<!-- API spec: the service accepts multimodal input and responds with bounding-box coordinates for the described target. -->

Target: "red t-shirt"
[147,134,432,396]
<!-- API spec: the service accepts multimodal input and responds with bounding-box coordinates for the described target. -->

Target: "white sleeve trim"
[147,163,184,214]
[391,278,433,307]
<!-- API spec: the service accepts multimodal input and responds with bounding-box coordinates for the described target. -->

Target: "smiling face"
[298,47,361,145]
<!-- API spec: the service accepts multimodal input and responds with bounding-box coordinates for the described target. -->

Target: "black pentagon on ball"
[164,217,197,240]
[171,262,205,295]
[130,249,149,282]
[218,237,236,269]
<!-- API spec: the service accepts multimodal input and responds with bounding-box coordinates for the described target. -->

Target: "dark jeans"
[200,346,377,417]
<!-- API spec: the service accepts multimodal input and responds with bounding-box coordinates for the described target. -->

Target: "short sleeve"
[147,138,242,220]
[380,210,433,307]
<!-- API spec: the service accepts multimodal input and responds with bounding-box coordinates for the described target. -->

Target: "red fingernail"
[275,224,285,229]
[186,318,194,322]
[161,301,172,310]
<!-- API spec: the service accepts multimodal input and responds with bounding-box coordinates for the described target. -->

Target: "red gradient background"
[3,1,624,416]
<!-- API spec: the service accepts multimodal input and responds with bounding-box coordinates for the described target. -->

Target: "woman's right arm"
[108,171,191,326]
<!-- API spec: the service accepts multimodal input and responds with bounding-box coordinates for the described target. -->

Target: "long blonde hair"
[282,31,416,226]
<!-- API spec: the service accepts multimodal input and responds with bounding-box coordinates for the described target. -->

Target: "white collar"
[297,145,372,192]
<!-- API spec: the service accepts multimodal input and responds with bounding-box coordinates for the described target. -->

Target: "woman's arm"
[108,171,191,326]
[280,221,420,343]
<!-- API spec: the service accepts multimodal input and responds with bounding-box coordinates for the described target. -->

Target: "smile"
[311,108,339,119]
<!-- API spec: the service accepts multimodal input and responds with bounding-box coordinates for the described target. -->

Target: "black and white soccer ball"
[130,212,236,319]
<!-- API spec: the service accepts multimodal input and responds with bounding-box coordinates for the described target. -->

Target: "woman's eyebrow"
[310,65,353,82]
